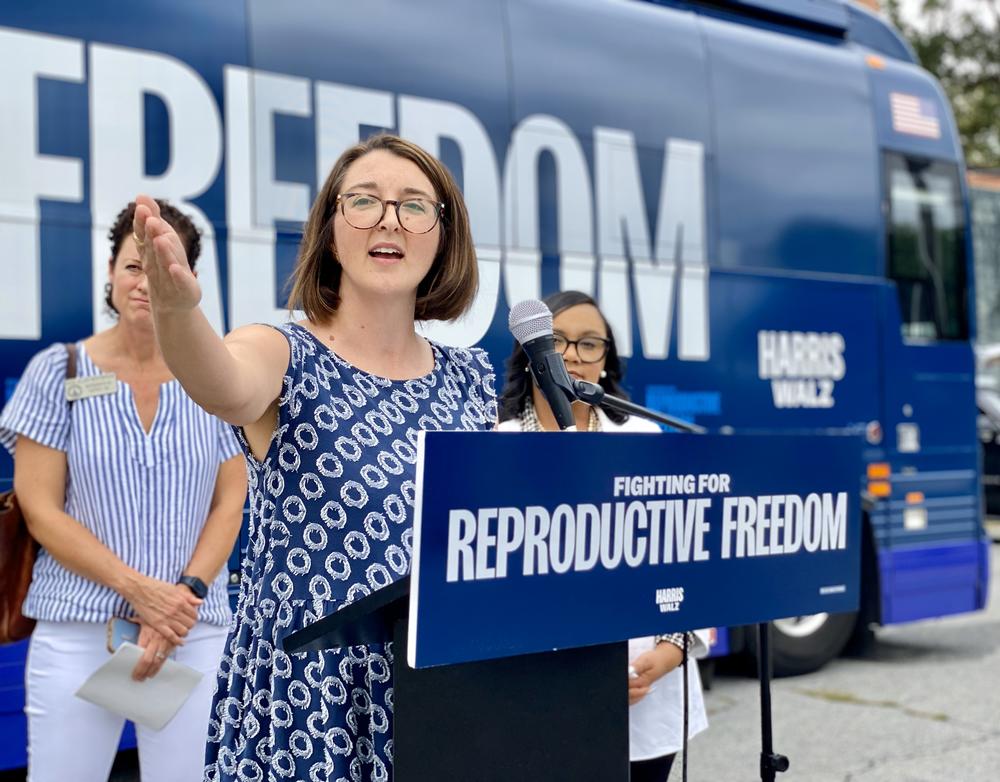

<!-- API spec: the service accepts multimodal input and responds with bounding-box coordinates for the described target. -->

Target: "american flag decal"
[889,92,941,139]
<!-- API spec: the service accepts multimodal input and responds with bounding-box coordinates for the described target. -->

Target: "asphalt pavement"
[686,542,1000,781]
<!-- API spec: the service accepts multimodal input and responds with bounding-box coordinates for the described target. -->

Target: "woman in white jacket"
[497,290,709,782]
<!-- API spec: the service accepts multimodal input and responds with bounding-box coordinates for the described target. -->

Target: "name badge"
[65,374,117,401]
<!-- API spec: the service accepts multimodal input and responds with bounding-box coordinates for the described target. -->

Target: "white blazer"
[497,408,709,760]
[495,406,663,433]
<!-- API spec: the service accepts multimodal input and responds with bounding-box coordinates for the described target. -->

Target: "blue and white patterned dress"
[205,323,496,782]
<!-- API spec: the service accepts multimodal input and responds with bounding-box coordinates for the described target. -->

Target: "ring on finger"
[155,651,167,660]
[132,231,145,251]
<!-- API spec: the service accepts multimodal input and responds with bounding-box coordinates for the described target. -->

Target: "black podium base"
[283,579,629,781]
[393,619,628,781]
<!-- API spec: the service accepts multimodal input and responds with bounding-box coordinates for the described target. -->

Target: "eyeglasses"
[553,334,611,363]
[336,193,445,234]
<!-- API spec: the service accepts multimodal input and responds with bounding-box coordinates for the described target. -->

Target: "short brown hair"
[106,200,201,315]
[288,134,478,323]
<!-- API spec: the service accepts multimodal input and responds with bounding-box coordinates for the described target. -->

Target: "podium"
[283,576,629,781]
[284,430,862,781]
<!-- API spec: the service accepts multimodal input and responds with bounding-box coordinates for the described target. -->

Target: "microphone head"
[508,299,553,346]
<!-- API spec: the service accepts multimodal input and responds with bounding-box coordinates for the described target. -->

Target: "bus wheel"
[766,611,857,676]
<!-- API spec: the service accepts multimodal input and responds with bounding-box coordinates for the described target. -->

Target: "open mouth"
[369,244,404,261]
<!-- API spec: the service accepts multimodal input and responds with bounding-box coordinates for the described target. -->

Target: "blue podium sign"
[407,431,862,668]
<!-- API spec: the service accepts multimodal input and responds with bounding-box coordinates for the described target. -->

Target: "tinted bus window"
[886,152,968,341]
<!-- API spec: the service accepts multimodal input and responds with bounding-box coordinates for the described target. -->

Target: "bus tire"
[757,611,858,677]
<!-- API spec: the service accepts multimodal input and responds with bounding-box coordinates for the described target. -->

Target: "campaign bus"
[0,0,990,769]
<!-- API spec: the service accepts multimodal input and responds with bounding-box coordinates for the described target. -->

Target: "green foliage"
[885,0,1000,167]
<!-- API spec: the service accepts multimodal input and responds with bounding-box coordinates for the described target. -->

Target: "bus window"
[885,152,968,341]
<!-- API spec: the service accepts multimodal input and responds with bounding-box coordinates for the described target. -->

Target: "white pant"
[26,619,228,782]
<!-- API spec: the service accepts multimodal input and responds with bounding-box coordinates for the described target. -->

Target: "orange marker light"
[867,463,890,479]
[868,481,891,498]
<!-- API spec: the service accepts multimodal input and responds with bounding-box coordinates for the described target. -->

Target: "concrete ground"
[685,542,1000,781]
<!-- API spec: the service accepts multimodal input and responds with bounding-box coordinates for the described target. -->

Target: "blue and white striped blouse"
[0,343,243,626]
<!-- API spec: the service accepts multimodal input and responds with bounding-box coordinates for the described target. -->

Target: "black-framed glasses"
[336,193,445,234]
[553,334,610,363]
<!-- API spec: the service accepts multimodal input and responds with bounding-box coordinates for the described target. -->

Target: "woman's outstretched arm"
[133,194,287,425]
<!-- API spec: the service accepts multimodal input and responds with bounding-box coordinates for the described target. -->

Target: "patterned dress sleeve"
[468,347,498,429]
[0,343,71,456]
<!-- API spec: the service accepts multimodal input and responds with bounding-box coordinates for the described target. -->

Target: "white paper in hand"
[74,642,203,730]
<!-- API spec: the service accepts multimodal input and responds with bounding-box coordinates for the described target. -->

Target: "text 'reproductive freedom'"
[445,473,848,582]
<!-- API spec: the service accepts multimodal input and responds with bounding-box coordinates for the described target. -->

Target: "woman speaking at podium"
[497,290,709,782]
[133,134,496,782]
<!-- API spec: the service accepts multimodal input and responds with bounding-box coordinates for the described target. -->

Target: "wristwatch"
[178,574,209,599]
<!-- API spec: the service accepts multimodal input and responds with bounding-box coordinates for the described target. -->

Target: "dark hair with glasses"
[498,290,631,424]
[287,133,478,323]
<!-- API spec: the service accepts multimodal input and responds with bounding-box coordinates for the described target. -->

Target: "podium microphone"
[508,299,578,431]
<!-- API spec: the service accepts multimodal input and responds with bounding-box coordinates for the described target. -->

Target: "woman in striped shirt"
[0,201,247,782]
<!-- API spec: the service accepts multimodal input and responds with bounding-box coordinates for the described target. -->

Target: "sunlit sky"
[893,0,997,29]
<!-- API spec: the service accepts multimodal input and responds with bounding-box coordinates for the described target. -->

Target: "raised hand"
[133,194,202,313]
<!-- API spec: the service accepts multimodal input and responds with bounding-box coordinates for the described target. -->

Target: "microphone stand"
[571,380,705,434]
[757,623,790,782]
[571,378,787,781]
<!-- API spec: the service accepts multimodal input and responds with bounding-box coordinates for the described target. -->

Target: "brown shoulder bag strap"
[65,343,78,382]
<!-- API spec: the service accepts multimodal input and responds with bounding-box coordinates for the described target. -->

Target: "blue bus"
[0,0,990,770]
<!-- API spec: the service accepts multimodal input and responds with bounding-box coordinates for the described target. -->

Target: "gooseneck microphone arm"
[530,346,579,430]
[572,380,706,434]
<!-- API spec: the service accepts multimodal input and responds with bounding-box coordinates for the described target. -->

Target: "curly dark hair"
[105,200,202,315]
[498,290,631,425]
